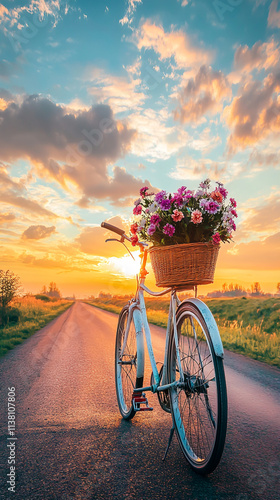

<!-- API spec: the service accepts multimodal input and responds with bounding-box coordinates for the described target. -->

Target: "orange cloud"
[219,232,280,271]
[21,225,56,240]
[224,72,280,154]
[233,38,280,73]
[0,212,16,224]
[136,21,211,69]
[75,216,129,258]
[173,65,231,123]
[236,193,280,240]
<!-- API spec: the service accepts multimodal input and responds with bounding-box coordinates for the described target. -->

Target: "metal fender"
[132,307,145,379]
[178,298,224,358]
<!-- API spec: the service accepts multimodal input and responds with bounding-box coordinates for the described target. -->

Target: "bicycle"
[101,221,228,475]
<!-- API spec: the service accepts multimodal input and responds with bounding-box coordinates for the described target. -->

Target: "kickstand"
[162,425,175,462]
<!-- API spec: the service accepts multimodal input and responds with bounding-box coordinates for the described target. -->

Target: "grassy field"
[87,296,280,368]
[0,296,73,358]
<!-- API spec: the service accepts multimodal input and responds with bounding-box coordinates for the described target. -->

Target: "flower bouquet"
[129,179,237,288]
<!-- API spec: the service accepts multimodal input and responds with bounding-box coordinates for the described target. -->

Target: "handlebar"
[101,221,149,247]
[101,222,125,237]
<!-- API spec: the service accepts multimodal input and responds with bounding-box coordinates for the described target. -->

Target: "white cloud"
[86,67,146,113]
[129,108,189,160]
[170,156,243,183]
[119,0,142,26]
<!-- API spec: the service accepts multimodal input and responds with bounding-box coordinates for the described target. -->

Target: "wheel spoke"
[169,304,227,473]
[115,308,137,419]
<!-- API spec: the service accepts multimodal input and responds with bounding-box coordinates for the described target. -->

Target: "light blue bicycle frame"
[120,245,224,396]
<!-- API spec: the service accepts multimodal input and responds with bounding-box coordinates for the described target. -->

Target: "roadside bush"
[34,294,51,302]
[0,306,21,326]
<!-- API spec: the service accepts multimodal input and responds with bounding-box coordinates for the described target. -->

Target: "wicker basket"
[149,242,220,288]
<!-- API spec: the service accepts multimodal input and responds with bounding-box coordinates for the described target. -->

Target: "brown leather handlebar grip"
[101,222,125,236]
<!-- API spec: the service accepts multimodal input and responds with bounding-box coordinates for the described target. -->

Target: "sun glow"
[106,251,142,278]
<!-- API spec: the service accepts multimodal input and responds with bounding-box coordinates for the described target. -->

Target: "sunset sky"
[0,0,279,297]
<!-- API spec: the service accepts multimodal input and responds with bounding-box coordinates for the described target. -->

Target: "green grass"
[87,296,280,368]
[0,297,73,358]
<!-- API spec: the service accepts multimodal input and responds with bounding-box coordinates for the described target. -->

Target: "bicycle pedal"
[132,392,153,412]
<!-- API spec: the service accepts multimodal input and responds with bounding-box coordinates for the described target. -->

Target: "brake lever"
[105,238,135,261]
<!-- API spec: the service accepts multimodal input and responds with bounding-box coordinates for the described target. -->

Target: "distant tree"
[251,282,262,295]
[98,291,112,299]
[277,283,280,294]
[40,285,48,295]
[48,282,61,298]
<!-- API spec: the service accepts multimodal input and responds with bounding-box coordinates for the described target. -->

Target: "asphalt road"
[0,302,279,500]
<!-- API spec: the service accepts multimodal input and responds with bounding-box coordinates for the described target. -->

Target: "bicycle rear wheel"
[168,301,227,475]
[115,306,143,420]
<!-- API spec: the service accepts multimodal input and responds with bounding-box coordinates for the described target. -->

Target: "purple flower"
[155,190,166,203]
[171,193,184,207]
[147,224,157,236]
[206,201,220,214]
[194,189,205,198]
[200,199,220,214]
[199,198,209,210]
[163,223,175,237]
[160,198,171,211]
[150,214,161,226]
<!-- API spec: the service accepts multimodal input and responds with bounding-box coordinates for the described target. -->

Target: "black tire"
[168,301,227,475]
[115,306,143,420]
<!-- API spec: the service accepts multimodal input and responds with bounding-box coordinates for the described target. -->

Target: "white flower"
[138,218,146,230]
[149,202,158,213]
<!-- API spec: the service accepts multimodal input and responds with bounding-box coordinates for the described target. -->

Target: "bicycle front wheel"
[168,301,227,475]
[115,306,142,420]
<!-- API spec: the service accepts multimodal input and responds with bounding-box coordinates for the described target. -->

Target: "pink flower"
[211,189,223,203]
[231,209,238,218]
[177,186,187,195]
[133,204,142,215]
[230,197,237,208]
[191,210,203,224]
[140,186,149,198]
[172,209,184,222]
[163,223,175,237]
[212,232,221,244]
[219,186,228,199]
[183,190,193,200]
[147,224,156,236]
[150,214,161,226]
